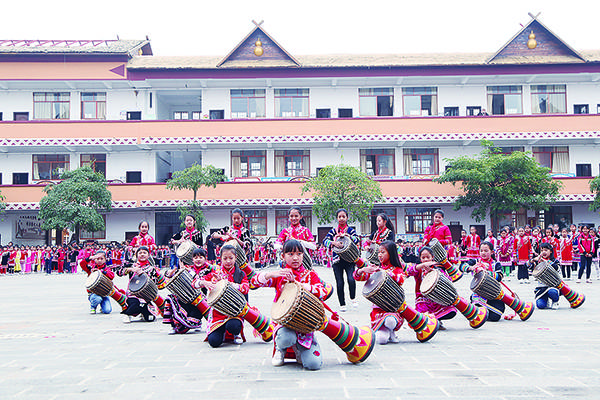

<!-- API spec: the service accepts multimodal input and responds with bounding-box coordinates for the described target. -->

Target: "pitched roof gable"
[217,23,299,68]
[488,15,585,64]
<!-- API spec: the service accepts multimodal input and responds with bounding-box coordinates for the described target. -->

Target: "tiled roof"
[0,39,150,55]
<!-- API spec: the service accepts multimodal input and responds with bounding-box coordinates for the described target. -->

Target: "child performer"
[163,248,214,334]
[212,208,253,260]
[323,208,360,312]
[275,207,315,250]
[529,243,560,309]
[423,209,452,247]
[365,213,395,248]
[541,227,559,260]
[559,228,573,280]
[514,227,532,283]
[498,229,514,278]
[171,214,204,250]
[251,239,328,370]
[353,241,405,344]
[465,226,481,262]
[405,247,457,330]
[459,230,468,266]
[462,241,506,321]
[80,250,115,314]
[194,244,248,347]
[577,225,595,283]
[129,220,157,254]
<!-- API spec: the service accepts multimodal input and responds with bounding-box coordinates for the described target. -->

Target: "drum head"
[271,283,300,320]
[362,270,385,297]
[421,270,440,296]
[469,271,485,292]
[205,279,228,306]
[85,270,101,288]
[129,273,149,292]
[176,241,192,257]
[532,261,548,278]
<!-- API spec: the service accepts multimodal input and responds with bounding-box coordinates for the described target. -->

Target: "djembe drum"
[206,280,274,342]
[164,268,211,319]
[128,273,166,316]
[176,240,198,267]
[429,239,463,282]
[272,282,374,363]
[532,261,585,308]
[362,243,380,266]
[85,270,127,311]
[470,271,534,321]
[362,271,439,342]
[421,270,488,329]
[225,239,258,286]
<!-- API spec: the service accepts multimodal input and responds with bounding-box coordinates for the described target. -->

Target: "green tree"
[38,166,112,242]
[0,190,6,216]
[589,176,600,213]
[301,164,384,224]
[434,140,562,229]
[166,164,225,232]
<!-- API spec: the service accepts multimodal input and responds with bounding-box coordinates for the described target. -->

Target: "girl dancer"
[365,213,395,247]
[530,242,560,309]
[423,209,452,246]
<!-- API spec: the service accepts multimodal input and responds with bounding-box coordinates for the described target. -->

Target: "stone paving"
[0,267,599,399]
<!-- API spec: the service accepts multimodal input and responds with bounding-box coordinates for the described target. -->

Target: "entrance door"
[317,227,332,244]
[470,224,486,241]
[448,224,463,243]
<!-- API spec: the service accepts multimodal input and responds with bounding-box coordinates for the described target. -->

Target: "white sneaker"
[586,279,592,284]
[389,331,401,343]
[340,305,347,312]
[233,334,243,345]
[551,301,560,310]
[576,279,581,283]
[122,315,131,323]
[272,349,285,366]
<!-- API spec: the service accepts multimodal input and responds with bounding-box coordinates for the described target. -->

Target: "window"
[275,89,309,117]
[532,146,569,174]
[126,171,142,183]
[276,209,312,234]
[231,150,266,177]
[466,106,481,116]
[81,154,106,176]
[359,88,393,117]
[127,111,141,120]
[403,87,438,116]
[275,150,310,176]
[540,206,572,229]
[246,209,267,236]
[405,208,437,233]
[80,215,106,240]
[231,89,265,118]
[531,85,566,114]
[173,111,189,120]
[487,86,522,115]
[360,149,395,176]
[403,148,439,175]
[338,108,353,118]
[192,112,201,120]
[444,107,459,116]
[0,112,2,121]
[497,146,524,155]
[209,110,224,120]
[576,164,592,177]
[32,154,69,180]
[13,112,28,121]
[361,208,397,235]
[12,173,28,184]
[33,92,70,120]
[574,104,589,114]
[81,92,106,120]
[316,109,330,118]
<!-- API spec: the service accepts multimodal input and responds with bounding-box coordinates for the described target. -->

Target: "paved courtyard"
[0,267,598,399]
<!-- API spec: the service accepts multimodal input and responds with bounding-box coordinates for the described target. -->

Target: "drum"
[272,282,325,334]
[224,240,247,268]
[176,240,198,266]
[206,280,248,317]
[362,271,405,313]
[85,271,113,297]
[362,244,380,266]
[333,235,360,263]
[429,239,463,282]
[470,271,501,300]
[128,273,159,303]
[421,269,458,306]
[164,268,202,304]
[302,245,313,270]
[531,261,562,288]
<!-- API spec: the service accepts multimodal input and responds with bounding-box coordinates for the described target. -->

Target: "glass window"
[402,87,438,116]
[173,111,189,120]
[487,86,522,115]
[274,150,310,176]
[361,208,397,235]
[403,149,439,175]
[276,209,312,234]
[405,208,436,233]
[497,146,525,155]
[80,154,106,176]
[80,215,106,240]
[246,209,267,236]
[32,154,70,180]
[360,149,395,176]
[359,88,393,117]
[532,146,569,174]
[275,89,309,117]
[230,89,265,118]
[531,85,566,114]
[231,150,266,177]
[33,92,70,120]
[81,92,106,120]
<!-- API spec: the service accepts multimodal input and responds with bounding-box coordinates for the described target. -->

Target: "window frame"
[360,149,395,176]
[274,88,309,118]
[245,209,268,236]
[358,88,394,117]
[402,87,438,117]
[405,208,437,234]
[403,148,439,175]
[230,89,266,119]
[274,150,310,177]
[532,146,569,173]
[275,209,312,234]
[530,84,567,114]
[80,154,107,176]
[33,92,70,120]
[486,86,523,115]
[32,154,70,181]
[231,150,267,178]
[80,92,106,120]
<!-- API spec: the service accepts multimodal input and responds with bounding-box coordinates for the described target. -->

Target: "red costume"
[465,233,481,260]
[514,235,532,265]
[423,223,452,246]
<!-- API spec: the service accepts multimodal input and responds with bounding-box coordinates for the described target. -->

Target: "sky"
[2,0,600,57]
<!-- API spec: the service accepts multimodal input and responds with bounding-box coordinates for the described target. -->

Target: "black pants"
[332,259,356,307]
[122,298,155,321]
[207,319,242,348]
[561,264,571,279]
[579,256,592,280]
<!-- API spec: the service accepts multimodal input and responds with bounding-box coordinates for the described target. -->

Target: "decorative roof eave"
[5,200,137,211]
[0,39,152,58]
[487,15,585,64]
[216,23,300,68]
